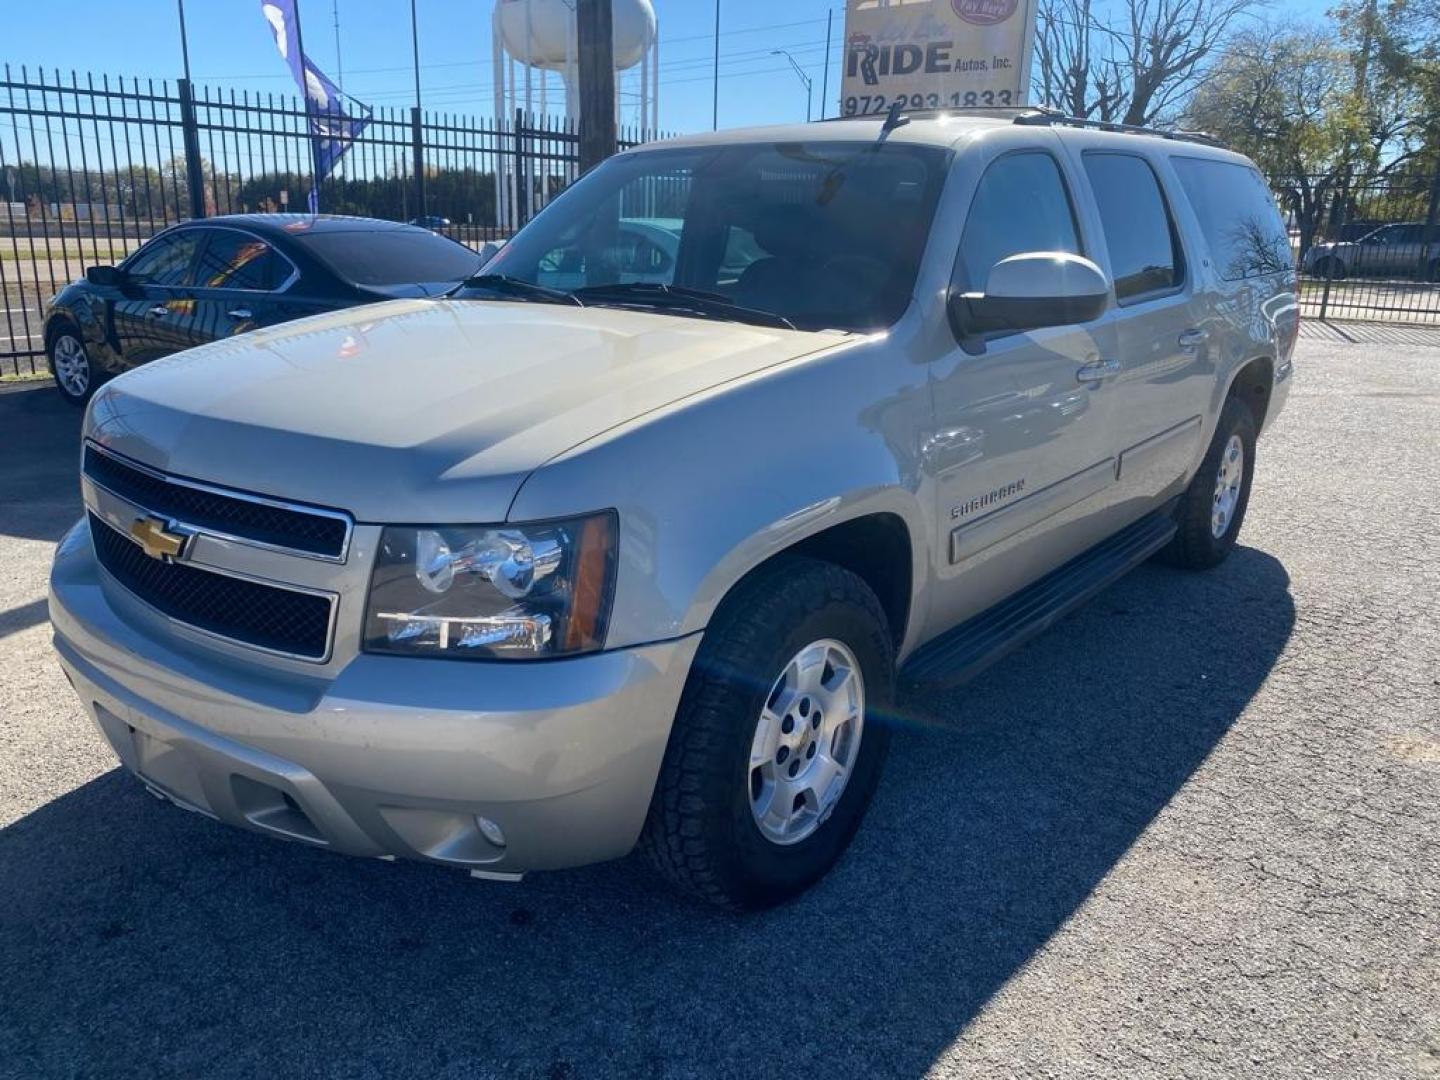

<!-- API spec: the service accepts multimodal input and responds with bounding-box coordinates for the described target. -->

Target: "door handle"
[227,308,254,320]
[1178,328,1209,350]
[1075,358,1121,384]
[147,304,169,318]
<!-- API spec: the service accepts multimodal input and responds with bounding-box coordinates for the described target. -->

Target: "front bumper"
[49,519,700,875]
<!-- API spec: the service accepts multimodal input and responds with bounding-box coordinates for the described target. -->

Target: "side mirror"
[949,252,1110,339]
[477,239,506,268]
[85,265,128,288]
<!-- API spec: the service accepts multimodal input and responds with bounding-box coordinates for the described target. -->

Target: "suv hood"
[87,299,840,522]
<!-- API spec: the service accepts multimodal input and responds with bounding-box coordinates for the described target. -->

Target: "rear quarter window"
[1172,157,1293,280]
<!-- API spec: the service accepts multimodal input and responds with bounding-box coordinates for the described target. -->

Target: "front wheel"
[48,327,99,406]
[1157,396,1257,570]
[641,557,894,909]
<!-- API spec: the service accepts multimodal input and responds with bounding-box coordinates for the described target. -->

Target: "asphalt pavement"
[1,328,1437,1079]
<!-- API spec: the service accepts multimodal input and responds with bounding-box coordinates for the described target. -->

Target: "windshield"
[296,229,482,286]
[472,141,950,332]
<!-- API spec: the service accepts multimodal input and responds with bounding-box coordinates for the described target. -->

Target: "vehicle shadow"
[0,548,1293,1079]
[0,384,84,544]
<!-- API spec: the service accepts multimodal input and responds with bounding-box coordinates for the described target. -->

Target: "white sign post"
[840,0,1038,117]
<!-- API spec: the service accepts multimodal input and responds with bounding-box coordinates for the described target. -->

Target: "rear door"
[112,229,206,363]
[1073,150,1205,502]
[1383,224,1424,277]
[188,226,310,341]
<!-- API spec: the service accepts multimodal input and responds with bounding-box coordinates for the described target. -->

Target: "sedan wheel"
[50,332,95,405]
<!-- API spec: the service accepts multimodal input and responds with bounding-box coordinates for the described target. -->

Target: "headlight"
[362,512,617,660]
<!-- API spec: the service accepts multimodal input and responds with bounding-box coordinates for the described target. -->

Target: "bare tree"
[1034,0,1262,125]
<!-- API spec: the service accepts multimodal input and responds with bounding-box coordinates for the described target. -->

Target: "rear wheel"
[641,557,893,909]
[1311,256,1347,282]
[1157,396,1257,570]
[48,326,98,406]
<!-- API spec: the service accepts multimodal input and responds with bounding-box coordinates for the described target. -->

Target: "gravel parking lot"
[1,327,1437,1079]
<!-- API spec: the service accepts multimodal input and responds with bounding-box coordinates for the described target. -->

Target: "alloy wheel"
[1211,433,1245,539]
[52,335,90,397]
[748,638,865,846]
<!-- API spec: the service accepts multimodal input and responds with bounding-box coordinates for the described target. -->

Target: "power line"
[197,13,841,82]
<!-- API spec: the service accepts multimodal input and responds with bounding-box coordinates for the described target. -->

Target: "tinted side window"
[1083,153,1183,302]
[194,230,292,291]
[956,152,1081,289]
[1173,157,1292,280]
[124,231,202,287]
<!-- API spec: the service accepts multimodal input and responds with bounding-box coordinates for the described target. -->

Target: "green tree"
[1185,26,1370,251]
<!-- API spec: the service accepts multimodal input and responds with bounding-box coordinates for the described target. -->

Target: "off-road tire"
[1157,396,1257,570]
[641,556,894,910]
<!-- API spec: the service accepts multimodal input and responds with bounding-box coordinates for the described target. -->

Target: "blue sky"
[5,0,1336,136]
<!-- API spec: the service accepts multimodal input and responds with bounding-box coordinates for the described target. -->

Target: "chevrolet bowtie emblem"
[130,516,187,561]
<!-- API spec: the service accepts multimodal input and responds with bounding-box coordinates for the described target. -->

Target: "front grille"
[84,445,349,559]
[90,514,333,660]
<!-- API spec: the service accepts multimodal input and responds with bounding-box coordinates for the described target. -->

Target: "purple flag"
[260,0,371,211]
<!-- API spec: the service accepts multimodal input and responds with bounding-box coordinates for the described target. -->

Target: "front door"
[924,145,1123,639]
[111,228,206,364]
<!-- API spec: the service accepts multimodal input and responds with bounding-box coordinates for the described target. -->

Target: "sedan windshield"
[469,141,950,332]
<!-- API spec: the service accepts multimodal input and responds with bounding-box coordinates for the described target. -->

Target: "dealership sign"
[841,0,1038,116]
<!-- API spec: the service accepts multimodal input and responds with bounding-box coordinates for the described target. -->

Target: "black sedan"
[44,214,483,404]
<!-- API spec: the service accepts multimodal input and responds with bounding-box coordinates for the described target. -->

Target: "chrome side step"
[901,506,1178,692]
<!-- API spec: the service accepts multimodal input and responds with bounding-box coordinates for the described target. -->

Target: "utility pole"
[577,0,616,173]
[410,0,426,217]
[176,0,193,85]
[333,0,344,93]
[410,0,422,112]
[820,9,833,120]
[712,0,720,130]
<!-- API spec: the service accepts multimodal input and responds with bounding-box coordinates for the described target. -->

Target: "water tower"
[492,0,659,229]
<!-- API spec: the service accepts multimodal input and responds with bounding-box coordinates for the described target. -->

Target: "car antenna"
[876,101,910,146]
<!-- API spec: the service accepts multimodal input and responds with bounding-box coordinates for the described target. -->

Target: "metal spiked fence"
[1,64,662,374]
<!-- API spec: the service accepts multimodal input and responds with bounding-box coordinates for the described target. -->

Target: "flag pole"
[176,0,194,85]
[290,0,323,213]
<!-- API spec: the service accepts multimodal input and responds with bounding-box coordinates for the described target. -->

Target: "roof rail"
[821,104,1223,147]
[1012,108,1223,147]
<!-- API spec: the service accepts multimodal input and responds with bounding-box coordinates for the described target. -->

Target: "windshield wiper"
[451,274,584,306]
[571,283,795,330]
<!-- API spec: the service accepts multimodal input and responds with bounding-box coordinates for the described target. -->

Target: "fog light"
[476,816,507,848]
